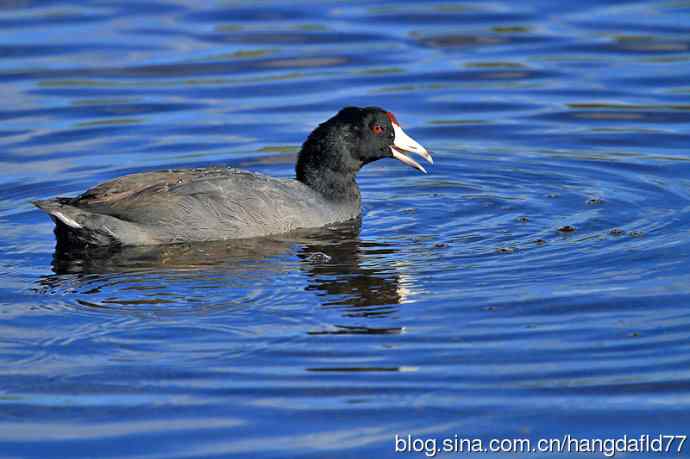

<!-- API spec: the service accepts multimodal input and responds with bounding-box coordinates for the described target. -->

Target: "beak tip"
[390,146,427,174]
[392,123,432,167]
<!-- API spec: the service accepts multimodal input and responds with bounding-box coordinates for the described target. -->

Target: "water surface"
[2,1,690,458]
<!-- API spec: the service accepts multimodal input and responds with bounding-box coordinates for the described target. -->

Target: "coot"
[33,106,432,246]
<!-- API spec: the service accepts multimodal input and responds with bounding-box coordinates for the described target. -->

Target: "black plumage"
[34,106,431,246]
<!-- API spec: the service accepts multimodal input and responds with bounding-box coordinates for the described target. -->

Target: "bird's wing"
[72,168,234,208]
[69,167,312,240]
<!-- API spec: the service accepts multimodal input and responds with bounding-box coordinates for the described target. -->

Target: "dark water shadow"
[36,220,406,317]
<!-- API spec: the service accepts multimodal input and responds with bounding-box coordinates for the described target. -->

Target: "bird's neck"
[295,125,362,205]
[298,166,361,205]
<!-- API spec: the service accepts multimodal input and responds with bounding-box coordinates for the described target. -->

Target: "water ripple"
[1,0,690,457]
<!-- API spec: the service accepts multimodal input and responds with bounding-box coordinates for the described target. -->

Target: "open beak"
[390,122,433,174]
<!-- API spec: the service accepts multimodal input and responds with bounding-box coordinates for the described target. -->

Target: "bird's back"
[34,167,360,246]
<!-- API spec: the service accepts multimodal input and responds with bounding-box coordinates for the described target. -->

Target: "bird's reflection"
[297,238,406,317]
[38,220,410,319]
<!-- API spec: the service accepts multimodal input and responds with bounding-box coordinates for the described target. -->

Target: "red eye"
[371,124,384,136]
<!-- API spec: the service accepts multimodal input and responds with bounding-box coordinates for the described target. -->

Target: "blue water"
[2,1,690,457]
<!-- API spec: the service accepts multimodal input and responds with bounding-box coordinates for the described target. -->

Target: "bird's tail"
[33,198,131,247]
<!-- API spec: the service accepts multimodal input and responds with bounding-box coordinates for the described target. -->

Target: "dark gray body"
[33,167,361,246]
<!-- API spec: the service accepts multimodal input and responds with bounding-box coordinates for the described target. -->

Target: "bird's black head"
[296,106,432,201]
